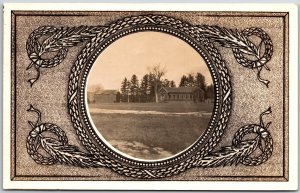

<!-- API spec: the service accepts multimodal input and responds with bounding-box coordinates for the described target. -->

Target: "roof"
[95,90,119,95]
[160,87,202,94]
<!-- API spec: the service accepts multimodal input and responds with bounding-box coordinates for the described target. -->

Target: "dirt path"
[89,108,212,117]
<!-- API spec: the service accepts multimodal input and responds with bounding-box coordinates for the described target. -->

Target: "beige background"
[12,11,288,181]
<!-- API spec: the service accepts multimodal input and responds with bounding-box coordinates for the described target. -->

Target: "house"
[94,90,120,103]
[159,87,204,103]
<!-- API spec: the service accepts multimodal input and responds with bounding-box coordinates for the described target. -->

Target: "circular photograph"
[86,31,215,161]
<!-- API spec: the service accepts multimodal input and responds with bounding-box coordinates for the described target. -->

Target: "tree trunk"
[154,82,159,103]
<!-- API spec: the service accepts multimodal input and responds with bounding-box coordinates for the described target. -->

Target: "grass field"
[89,101,214,112]
[88,102,213,160]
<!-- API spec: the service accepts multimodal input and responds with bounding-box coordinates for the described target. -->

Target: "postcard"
[2,3,298,190]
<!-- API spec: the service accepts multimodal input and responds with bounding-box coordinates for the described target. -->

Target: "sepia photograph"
[87,31,214,160]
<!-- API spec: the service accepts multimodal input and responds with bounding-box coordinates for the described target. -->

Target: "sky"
[87,31,213,90]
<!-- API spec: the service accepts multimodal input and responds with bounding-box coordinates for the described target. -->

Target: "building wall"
[166,93,194,101]
[193,90,205,102]
[95,94,117,103]
[159,90,205,102]
[160,92,194,102]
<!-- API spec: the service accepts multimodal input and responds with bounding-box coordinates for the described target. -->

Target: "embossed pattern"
[25,15,274,179]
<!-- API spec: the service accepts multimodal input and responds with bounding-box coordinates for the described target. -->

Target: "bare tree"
[148,64,167,103]
[87,84,104,93]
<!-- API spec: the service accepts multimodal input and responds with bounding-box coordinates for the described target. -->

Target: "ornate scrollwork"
[195,107,273,167]
[26,26,104,86]
[25,15,274,178]
[198,26,273,87]
[27,105,272,177]
[26,15,273,87]
[26,105,105,167]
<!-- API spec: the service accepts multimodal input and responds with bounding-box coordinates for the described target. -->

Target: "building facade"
[92,90,120,103]
[159,87,205,103]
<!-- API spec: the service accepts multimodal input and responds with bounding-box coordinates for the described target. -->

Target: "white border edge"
[2,3,298,190]
[288,2,299,191]
[2,3,299,12]
[3,3,12,190]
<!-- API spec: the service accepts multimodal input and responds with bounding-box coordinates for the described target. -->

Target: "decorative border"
[79,25,222,167]
[24,15,274,178]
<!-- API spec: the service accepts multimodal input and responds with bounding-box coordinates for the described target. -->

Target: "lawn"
[88,102,214,160]
[88,101,214,113]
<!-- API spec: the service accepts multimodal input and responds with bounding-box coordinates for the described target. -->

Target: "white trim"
[3,2,12,190]
[3,3,299,12]
[287,2,299,191]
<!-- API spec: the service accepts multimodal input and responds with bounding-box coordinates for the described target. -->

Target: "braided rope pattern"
[26,26,105,69]
[232,124,273,166]
[25,110,272,176]
[68,15,232,178]
[26,26,68,69]
[232,27,273,69]
[27,123,68,165]
[25,15,274,178]
[26,18,273,73]
[26,109,272,172]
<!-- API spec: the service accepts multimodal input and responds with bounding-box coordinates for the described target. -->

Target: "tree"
[170,80,176,88]
[161,79,170,88]
[120,78,127,95]
[179,75,188,87]
[205,84,214,99]
[87,84,103,104]
[148,64,167,103]
[130,74,139,102]
[87,84,104,93]
[148,73,156,102]
[136,85,141,102]
[121,77,130,102]
[187,74,195,87]
[126,80,131,102]
[140,74,149,102]
[195,73,206,90]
